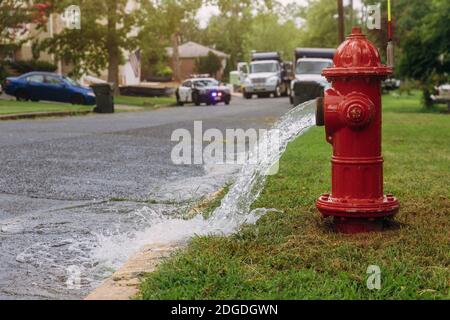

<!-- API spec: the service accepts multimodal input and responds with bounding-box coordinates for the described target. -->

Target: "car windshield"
[63,76,80,86]
[194,79,219,87]
[296,61,332,75]
[250,62,278,73]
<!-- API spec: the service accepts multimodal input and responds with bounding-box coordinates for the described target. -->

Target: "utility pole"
[349,0,354,27]
[337,0,345,43]
[172,32,181,82]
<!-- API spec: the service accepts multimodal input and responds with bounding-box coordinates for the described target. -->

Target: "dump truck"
[290,48,335,106]
[241,52,293,99]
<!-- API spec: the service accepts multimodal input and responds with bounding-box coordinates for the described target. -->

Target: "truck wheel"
[282,84,290,97]
[243,91,252,99]
[274,86,281,98]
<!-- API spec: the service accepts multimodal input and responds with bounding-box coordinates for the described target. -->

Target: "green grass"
[0,94,175,116]
[139,91,450,300]
[115,95,175,108]
[0,99,92,115]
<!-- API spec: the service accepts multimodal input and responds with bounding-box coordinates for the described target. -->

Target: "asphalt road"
[0,95,293,299]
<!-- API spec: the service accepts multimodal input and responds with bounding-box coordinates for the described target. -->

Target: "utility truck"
[290,48,335,106]
[240,52,293,99]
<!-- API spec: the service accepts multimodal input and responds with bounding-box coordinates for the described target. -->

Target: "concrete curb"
[0,110,92,121]
[85,243,179,300]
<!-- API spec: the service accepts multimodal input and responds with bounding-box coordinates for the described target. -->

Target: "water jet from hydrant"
[92,100,316,270]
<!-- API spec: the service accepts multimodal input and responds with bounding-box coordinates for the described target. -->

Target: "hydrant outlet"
[316,97,324,126]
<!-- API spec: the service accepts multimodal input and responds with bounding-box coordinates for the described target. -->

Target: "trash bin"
[91,83,114,113]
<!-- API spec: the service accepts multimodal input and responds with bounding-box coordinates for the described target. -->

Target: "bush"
[0,64,9,83]
[195,52,222,78]
[156,65,173,78]
[7,60,57,75]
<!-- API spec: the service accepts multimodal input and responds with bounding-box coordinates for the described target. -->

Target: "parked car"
[382,78,401,92]
[176,78,231,106]
[2,72,96,105]
[431,83,450,110]
[433,83,450,100]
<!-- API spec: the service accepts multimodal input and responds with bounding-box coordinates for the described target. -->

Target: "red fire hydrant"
[316,27,400,234]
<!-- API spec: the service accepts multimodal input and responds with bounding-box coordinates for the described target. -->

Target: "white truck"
[240,52,293,99]
[290,48,335,106]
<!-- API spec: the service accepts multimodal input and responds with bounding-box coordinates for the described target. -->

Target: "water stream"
[91,99,316,274]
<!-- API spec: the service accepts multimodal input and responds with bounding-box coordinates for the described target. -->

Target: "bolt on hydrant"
[316,27,400,234]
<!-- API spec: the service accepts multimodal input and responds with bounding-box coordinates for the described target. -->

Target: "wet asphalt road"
[0,95,292,299]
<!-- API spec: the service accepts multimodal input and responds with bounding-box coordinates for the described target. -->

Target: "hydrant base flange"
[316,194,399,234]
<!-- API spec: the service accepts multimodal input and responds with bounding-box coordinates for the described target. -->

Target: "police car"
[176,77,231,106]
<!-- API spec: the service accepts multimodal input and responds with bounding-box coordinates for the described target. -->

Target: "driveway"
[0,96,292,299]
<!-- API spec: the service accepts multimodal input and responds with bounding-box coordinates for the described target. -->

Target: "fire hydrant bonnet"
[323,27,392,79]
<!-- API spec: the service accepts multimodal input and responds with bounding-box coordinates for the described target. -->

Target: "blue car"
[3,72,96,105]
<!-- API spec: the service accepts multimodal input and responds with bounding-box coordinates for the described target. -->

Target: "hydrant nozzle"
[315,27,400,234]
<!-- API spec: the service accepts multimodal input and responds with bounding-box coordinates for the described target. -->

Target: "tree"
[139,0,203,81]
[41,0,141,94]
[0,1,43,81]
[195,51,222,77]
[297,0,351,48]
[0,0,36,57]
[246,12,302,61]
[397,0,450,106]
[202,0,255,67]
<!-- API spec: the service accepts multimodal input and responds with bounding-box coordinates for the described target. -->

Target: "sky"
[197,0,363,28]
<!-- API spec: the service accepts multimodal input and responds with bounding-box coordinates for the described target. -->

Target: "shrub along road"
[139,92,450,300]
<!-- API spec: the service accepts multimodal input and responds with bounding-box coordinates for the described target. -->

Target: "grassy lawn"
[114,95,175,108]
[0,99,92,115]
[0,95,175,116]
[139,91,449,300]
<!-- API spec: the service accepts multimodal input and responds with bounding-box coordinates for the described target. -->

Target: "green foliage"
[139,0,202,79]
[296,0,342,48]
[0,1,33,42]
[246,14,301,61]
[0,99,91,115]
[0,65,10,83]
[397,0,450,107]
[7,60,57,74]
[41,0,140,81]
[200,0,255,67]
[195,51,222,77]
[0,0,34,58]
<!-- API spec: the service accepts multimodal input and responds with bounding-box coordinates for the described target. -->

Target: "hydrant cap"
[323,27,392,79]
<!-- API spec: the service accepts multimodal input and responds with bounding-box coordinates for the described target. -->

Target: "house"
[9,2,141,86]
[166,42,229,81]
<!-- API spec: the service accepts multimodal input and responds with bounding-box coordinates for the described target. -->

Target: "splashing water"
[93,100,316,267]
